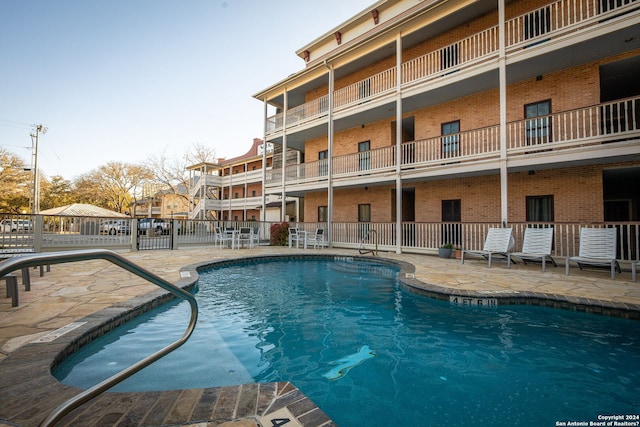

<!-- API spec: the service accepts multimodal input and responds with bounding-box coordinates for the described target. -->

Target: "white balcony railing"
[267,96,639,187]
[508,96,640,151]
[401,26,500,85]
[265,0,638,134]
[333,68,397,109]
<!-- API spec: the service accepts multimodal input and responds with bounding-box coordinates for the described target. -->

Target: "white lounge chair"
[306,228,326,249]
[461,227,513,268]
[507,227,556,272]
[565,227,621,280]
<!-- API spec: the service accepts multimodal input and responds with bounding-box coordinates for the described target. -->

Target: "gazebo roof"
[39,203,128,217]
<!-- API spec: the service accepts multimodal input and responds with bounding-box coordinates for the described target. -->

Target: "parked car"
[0,219,33,233]
[138,218,170,235]
[99,220,131,235]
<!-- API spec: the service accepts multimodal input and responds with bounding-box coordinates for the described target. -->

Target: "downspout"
[324,59,334,247]
[499,0,508,227]
[395,33,403,254]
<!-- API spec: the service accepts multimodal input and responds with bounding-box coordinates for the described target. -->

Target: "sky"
[0,0,373,180]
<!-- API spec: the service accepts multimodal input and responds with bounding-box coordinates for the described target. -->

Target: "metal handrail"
[0,249,198,427]
[358,229,378,256]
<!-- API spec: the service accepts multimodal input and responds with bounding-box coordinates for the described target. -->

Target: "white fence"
[2,214,637,263]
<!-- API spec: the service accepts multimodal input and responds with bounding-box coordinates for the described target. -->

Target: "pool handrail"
[358,229,378,256]
[0,249,198,427]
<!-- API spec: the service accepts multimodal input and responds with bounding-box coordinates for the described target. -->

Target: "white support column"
[498,0,508,227]
[395,33,403,254]
[261,99,268,223]
[281,90,288,222]
[326,62,334,246]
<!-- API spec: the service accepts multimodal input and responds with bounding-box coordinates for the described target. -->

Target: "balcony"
[266,96,640,187]
[265,0,639,135]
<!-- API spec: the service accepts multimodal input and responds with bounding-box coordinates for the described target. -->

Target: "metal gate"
[136,218,175,250]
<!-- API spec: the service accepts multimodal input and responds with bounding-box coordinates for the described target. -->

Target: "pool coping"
[1,253,639,426]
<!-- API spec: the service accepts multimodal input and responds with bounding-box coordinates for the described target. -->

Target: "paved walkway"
[1,246,638,426]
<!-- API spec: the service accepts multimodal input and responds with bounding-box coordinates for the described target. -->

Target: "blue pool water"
[54,258,640,426]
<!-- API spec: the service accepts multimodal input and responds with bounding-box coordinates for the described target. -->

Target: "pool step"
[45,382,333,426]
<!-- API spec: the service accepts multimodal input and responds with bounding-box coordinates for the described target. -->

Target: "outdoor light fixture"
[335,31,342,44]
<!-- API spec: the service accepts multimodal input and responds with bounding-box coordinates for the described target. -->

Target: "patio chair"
[306,228,326,249]
[288,227,303,248]
[214,227,233,248]
[565,227,621,280]
[251,227,260,247]
[461,227,513,268]
[507,227,557,272]
[237,227,253,249]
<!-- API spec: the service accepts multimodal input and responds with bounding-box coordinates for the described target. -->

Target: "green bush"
[270,222,290,246]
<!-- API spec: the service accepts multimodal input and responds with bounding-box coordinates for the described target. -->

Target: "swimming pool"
[54,257,640,426]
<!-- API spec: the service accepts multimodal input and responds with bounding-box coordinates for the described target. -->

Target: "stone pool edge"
[2,252,639,426]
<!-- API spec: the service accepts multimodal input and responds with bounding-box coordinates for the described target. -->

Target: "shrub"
[270,222,290,246]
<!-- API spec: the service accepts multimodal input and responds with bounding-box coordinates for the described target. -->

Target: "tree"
[0,149,32,213]
[40,175,74,210]
[75,162,154,214]
[145,143,217,201]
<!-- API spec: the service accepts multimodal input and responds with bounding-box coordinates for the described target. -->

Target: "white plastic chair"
[214,227,233,248]
[237,227,253,249]
[288,227,303,248]
[306,228,326,249]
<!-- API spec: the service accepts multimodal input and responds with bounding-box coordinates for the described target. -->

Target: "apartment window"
[442,199,462,246]
[251,190,256,197]
[599,0,636,13]
[358,141,370,171]
[525,100,552,145]
[441,120,460,156]
[358,204,371,240]
[524,6,551,41]
[440,43,459,71]
[358,204,371,222]
[318,206,328,222]
[234,192,239,198]
[526,195,554,222]
[319,150,328,176]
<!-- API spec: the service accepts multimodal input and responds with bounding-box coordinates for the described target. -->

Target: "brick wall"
[303,161,640,224]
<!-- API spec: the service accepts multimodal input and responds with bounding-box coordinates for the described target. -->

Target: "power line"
[0,119,33,129]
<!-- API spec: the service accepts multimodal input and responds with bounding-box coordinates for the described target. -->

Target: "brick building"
[188,138,284,222]
[254,0,640,256]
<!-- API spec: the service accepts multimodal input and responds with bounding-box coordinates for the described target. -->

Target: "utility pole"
[29,124,47,213]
